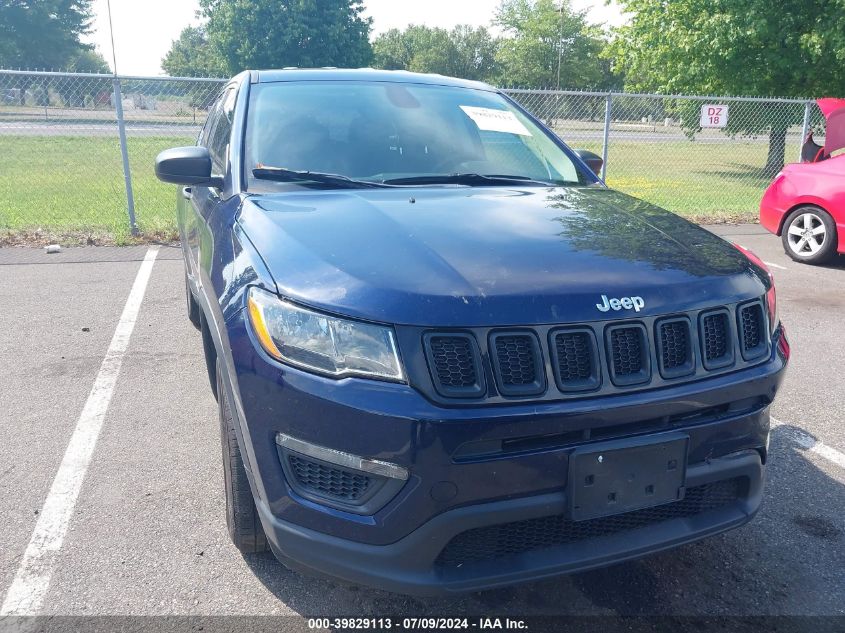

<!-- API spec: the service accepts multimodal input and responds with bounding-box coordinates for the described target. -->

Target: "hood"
[238,186,766,326]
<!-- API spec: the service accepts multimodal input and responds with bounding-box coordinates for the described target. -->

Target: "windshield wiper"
[381,173,572,186]
[252,166,387,188]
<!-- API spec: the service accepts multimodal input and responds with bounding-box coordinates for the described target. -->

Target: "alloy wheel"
[786,212,826,256]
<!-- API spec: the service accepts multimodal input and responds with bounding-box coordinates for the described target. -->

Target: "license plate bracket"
[568,434,688,522]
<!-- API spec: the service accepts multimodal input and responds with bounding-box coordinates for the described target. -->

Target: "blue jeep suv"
[155,69,789,596]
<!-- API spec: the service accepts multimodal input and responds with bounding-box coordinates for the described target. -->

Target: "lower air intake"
[288,454,372,502]
[436,478,745,568]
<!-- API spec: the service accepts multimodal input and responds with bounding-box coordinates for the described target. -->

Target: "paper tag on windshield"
[459,106,531,136]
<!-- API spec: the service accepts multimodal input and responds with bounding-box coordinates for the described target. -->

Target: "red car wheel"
[782,206,838,264]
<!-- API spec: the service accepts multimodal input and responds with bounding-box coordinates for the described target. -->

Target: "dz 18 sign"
[700,104,729,128]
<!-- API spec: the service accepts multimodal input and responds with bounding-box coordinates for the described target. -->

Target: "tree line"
[0,0,109,72]
[2,0,845,173]
[161,0,615,90]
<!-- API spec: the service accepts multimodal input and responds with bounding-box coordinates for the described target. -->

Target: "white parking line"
[0,248,159,616]
[732,244,788,271]
[772,417,845,470]
[763,261,788,270]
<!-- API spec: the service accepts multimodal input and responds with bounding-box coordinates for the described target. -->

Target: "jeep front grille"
[415,297,772,404]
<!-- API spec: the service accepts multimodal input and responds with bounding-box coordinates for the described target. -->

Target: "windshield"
[244,80,595,190]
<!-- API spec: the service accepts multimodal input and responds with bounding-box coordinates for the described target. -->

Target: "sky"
[83,0,626,76]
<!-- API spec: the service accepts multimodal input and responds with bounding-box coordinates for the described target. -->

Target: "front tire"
[782,206,838,264]
[218,362,268,554]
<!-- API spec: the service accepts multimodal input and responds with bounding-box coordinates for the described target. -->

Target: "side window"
[209,87,237,174]
[199,92,223,147]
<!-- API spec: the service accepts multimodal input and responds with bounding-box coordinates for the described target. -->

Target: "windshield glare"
[245,81,593,189]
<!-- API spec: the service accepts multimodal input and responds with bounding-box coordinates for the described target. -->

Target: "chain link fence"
[0,69,825,243]
[506,89,822,221]
[0,70,223,243]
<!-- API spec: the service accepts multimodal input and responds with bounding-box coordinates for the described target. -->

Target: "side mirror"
[155,146,223,187]
[574,149,603,177]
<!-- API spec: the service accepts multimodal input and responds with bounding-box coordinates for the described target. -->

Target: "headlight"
[247,287,404,381]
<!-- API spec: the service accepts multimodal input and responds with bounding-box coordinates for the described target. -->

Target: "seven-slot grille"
[420,299,771,401]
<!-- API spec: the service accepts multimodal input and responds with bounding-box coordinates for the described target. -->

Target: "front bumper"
[220,312,786,594]
[259,449,762,596]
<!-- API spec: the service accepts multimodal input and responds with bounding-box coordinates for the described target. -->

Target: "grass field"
[0,135,192,244]
[578,140,772,221]
[0,135,773,244]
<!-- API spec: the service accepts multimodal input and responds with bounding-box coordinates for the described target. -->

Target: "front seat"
[801,132,828,163]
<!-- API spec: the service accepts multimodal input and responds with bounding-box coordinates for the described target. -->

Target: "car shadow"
[240,423,844,618]
[777,252,845,271]
[809,254,845,271]
[695,163,773,183]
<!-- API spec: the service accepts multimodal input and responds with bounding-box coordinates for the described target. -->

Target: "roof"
[253,68,495,91]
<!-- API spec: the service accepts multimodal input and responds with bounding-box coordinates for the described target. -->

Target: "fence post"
[111,77,138,235]
[799,100,812,162]
[601,92,612,180]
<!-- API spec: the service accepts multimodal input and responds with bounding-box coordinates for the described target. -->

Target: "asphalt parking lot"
[0,224,843,625]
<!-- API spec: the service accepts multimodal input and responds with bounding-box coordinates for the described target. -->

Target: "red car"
[760,98,845,264]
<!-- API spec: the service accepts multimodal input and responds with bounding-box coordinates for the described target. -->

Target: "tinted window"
[209,87,237,173]
[199,92,223,148]
[244,81,593,188]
